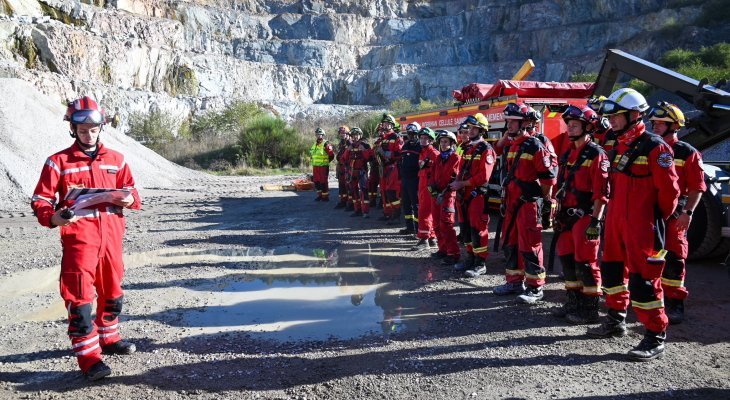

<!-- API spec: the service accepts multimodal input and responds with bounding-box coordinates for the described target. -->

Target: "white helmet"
[406,122,421,133]
[600,88,650,115]
[435,129,457,144]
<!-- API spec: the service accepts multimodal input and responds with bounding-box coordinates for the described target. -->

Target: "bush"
[208,159,232,172]
[190,101,264,142]
[661,48,695,68]
[660,43,730,85]
[238,116,309,168]
[127,110,179,151]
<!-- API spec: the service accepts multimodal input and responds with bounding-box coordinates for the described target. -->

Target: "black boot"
[102,340,137,355]
[666,298,685,325]
[567,294,600,324]
[431,250,447,259]
[586,309,627,338]
[334,201,346,209]
[552,290,579,319]
[627,330,666,361]
[411,239,430,250]
[465,257,487,277]
[344,203,354,212]
[350,211,363,217]
[85,361,112,381]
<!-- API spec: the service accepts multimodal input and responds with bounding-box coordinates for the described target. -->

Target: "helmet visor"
[70,109,104,125]
[562,105,584,121]
[464,115,479,127]
[599,100,628,116]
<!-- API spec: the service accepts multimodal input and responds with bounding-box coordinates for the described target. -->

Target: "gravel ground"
[0,174,728,400]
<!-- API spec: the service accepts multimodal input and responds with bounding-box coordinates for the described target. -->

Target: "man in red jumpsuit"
[31,97,141,381]
[428,130,462,265]
[551,106,609,324]
[412,127,439,250]
[310,127,335,201]
[334,126,352,209]
[369,127,385,209]
[451,114,497,277]
[376,114,404,222]
[648,102,706,325]
[493,102,557,304]
[587,88,680,361]
[342,127,374,218]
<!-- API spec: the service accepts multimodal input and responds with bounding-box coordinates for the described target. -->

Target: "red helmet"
[561,105,599,130]
[503,102,541,121]
[64,96,106,126]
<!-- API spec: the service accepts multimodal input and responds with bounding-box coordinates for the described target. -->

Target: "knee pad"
[103,295,124,322]
[68,303,94,337]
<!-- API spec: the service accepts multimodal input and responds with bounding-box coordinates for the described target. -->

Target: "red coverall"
[335,138,352,205]
[502,133,557,288]
[601,122,679,334]
[31,142,141,373]
[662,137,706,300]
[459,140,496,261]
[369,135,383,206]
[417,144,440,240]
[430,151,461,258]
[379,131,404,218]
[342,141,373,214]
[556,140,609,296]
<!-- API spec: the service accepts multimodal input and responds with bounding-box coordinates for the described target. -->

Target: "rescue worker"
[343,127,374,218]
[334,126,352,209]
[310,127,335,201]
[493,102,558,304]
[376,114,404,222]
[587,96,612,146]
[368,126,384,209]
[648,101,706,325]
[587,88,680,361]
[429,130,462,265]
[451,113,497,277]
[31,96,141,381]
[399,122,422,234]
[412,127,440,250]
[456,122,470,156]
[551,106,609,324]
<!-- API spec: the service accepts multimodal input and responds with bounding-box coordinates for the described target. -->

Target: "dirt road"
[0,175,728,399]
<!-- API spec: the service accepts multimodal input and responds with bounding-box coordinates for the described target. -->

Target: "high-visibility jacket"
[310,141,333,166]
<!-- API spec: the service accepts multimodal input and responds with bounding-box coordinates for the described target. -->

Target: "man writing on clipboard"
[31,96,141,381]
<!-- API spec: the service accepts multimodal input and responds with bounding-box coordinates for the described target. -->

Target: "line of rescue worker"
[310,88,705,362]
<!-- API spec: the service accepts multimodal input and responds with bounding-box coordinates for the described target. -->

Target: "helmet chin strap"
[71,125,101,150]
[613,114,641,136]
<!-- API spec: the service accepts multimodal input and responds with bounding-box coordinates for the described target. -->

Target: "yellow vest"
[310,141,331,166]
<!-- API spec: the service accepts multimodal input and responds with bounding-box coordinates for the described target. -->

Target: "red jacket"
[430,151,461,192]
[418,145,440,186]
[459,139,496,195]
[608,123,679,220]
[379,131,404,165]
[505,133,558,188]
[342,140,373,172]
[665,136,706,196]
[31,142,141,228]
[557,140,609,209]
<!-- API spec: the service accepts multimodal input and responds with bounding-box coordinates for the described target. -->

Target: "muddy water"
[8,243,437,340]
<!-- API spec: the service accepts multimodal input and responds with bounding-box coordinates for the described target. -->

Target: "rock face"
[0,0,707,126]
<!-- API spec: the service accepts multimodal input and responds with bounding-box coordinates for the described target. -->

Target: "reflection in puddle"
[183,279,386,340]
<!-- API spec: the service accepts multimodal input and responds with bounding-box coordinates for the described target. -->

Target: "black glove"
[585,217,601,241]
[541,198,555,229]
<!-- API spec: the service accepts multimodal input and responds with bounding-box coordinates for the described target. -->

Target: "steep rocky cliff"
[0,0,708,127]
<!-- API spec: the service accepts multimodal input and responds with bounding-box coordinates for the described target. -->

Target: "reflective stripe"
[31,194,54,205]
[661,277,684,287]
[634,156,648,165]
[506,269,524,276]
[75,343,100,356]
[473,246,488,254]
[418,230,430,234]
[99,332,120,339]
[72,336,99,349]
[526,272,546,280]
[567,160,593,167]
[674,160,685,167]
[99,165,120,172]
[45,159,60,174]
[632,299,664,310]
[97,324,118,332]
[120,160,126,170]
[61,166,92,175]
[391,200,401,206]
[565,280,582,289]
[603,285,628,295]
[582,286,602,294]
[464,242,473,246]
[412,217,418,222]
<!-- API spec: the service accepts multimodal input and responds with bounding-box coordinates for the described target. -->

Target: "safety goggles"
[562,105,584,120]
[70,110,104,125]
[458,123,469,131]
[648,101,680,121]
[406,125,419,133]
[598,100,628,116]
[463,115,479,127]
